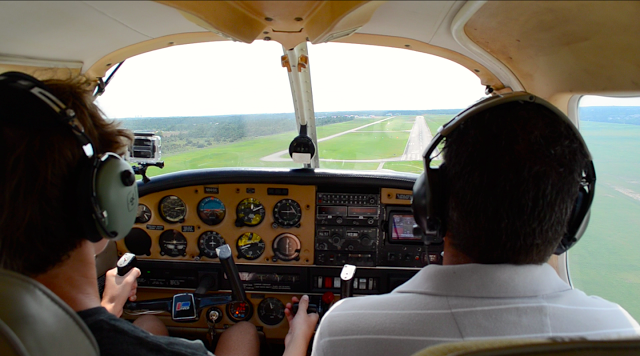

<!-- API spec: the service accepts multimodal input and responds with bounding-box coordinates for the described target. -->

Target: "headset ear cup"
[555,187,589,254]
[93,153,138,240]
[413,163,447,242]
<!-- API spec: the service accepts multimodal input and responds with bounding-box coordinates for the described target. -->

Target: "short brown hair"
[0,75,133,276]
[443,101,590,264]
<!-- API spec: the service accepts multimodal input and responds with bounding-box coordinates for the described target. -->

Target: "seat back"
[0,269,99,356]
[412,338,640,356]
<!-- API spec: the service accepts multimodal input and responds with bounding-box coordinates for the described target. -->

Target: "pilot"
[0,72,317,356]
[312,93,640,356]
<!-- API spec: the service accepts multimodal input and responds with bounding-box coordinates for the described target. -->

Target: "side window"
[570,96,640,320]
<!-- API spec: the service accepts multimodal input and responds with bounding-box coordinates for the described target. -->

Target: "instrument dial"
[124,228,152,256]
[159,195,187,223]
[272,233,301,261]
[258,298,285,325]
[236,232,265,260]
[227,301,253,322]
[236,198,265,226]
[135,204,152,224]
[198,231,225,259]
[197,197,226,225]
[159,230,187,257]
[273,199,302,227]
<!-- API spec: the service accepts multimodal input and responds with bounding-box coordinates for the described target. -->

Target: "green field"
[383,161,424,173]
[570,121,640,320]
[316,118,380,138]
[318,131,409,160]
[145,131,299,176]
[357,116,415,131]
[424,114,453,134]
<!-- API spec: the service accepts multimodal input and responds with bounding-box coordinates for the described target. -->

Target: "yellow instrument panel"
[116,184,316,265]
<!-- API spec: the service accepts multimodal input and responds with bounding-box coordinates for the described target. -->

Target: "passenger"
[312,94,640,356]
[0,72,317,356]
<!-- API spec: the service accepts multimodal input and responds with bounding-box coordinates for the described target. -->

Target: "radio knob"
[361,235,372,246]
[331,235,342,245]
[336,217,343,224]
[317,243,328,250]
[367,218,374,225]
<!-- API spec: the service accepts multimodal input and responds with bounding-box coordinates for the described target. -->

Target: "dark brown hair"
[0,76,133,276]
[443,101,589,264]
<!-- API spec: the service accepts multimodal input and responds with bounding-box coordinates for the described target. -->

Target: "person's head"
[440,99,591,264]
[0,73,133,277]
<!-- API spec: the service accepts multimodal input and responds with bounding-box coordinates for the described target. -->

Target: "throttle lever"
[340,264,357,298]
[216,244,247,302]
[291,303,318,316]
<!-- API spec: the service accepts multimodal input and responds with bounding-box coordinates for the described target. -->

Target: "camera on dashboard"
[127,132,162,164]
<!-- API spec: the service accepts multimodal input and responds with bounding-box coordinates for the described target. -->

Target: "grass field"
[318,131,409,160]
[569,121,640,320]
[383,161,424,173]
[145,131,299,176]
[357,115,415,131]
[316,118,380,138]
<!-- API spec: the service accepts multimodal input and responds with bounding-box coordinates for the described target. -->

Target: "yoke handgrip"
[216,244,247,302]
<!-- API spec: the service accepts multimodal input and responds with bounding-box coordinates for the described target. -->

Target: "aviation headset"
[0,71,138,242]
[412,92,596,255]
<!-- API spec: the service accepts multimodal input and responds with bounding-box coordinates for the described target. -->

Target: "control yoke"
[216,244,247,302]
[124,244,246,322]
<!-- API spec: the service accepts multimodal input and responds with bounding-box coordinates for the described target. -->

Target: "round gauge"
[197,197,226,225]
[198,231,226,258]
[236,198,265,226]
[227,301,253,322]
[159,230,187,257]
[258,298,285,325]
[158,195,187,223]
[135,204,152,224]
[124,228,151,256]
[236,232,265,260]
[272,233,301,261]
[273,199,302,227]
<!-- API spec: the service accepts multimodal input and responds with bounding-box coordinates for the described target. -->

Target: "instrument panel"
[116,169,444,340]
[118,184,316,265]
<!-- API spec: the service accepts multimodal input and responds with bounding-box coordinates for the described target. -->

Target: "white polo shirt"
[312,263,640,356]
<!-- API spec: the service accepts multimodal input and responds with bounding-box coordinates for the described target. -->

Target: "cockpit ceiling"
[1,1,639,100]
[465,1,640,99]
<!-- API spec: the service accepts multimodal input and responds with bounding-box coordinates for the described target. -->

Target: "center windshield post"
[282,42,319,168]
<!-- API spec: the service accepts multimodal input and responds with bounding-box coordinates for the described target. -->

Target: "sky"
[95,41,487,118]
[95,41,640,119]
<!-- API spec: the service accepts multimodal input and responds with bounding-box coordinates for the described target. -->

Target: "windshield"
[96,41,485,176]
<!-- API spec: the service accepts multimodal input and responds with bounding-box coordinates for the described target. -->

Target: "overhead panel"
[158,1,383,49]
[465,1,640,100]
